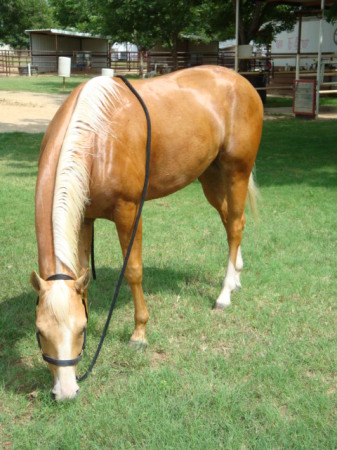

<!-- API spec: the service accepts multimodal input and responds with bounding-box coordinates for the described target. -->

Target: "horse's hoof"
[214,301,231,310]
[129,339,147,351]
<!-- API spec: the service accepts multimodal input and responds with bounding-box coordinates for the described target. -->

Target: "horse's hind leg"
[114,200,149,347]
[199,163,249,309]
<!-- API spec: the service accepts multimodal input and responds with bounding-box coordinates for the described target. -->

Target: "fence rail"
[0,49,109,75]
[0,50,32,75]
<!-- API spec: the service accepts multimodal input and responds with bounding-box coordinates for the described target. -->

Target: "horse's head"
[30,269,90,400]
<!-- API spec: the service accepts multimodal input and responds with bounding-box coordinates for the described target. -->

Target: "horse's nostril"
[51,391,57,401]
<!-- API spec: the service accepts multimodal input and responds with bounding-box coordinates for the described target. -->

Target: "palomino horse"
[30,66,263,400]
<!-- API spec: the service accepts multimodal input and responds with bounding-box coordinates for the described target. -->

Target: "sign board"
[293,79,316,117]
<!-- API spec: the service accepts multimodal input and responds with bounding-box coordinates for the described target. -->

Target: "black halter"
[36,274,88,367]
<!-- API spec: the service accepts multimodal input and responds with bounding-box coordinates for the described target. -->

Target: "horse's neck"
[35,86,86,280]
[35,182,75,280]
[35,168,58,279]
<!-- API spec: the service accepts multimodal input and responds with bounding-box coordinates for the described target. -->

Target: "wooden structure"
[25,29,109,73]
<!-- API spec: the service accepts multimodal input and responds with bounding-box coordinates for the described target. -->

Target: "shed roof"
[25,29,107,40]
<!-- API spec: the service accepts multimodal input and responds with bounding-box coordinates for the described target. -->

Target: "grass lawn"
[266,95,337,108]
[0,73,138,95]
[0,74,95,95]
[0,119,336,448]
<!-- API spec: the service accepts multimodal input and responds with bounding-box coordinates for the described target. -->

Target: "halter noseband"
[36,274,88,367]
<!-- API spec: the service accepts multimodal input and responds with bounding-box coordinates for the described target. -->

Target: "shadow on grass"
[1,120,50,134]
[0,133,42,164]
[0,265,215,396]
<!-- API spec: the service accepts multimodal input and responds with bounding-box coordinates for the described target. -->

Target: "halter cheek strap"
[36,274,88,367]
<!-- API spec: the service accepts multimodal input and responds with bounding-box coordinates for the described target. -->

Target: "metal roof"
[25,29,107,40]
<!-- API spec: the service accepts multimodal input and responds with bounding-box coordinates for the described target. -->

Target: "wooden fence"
[1,49,234,75]
[0,49,109,75]
[0,50,32,75]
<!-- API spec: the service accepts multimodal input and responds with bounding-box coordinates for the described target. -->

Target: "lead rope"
[91,221,96,280]
[77,76,151,382]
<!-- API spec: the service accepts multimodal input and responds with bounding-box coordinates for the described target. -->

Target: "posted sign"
[293,79,316,117]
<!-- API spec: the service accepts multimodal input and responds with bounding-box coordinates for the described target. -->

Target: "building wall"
[30,32,108,73]
[271,17,337,68]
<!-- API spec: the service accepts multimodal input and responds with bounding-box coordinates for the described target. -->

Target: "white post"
[27,63,31,76]
[296,13,302,80]
[235,0,239,72]
[101,68,114,77]
[316,0,325,116]
[58,57,71,91]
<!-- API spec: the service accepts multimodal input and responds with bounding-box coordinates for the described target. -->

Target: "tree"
[0,0,54,48]
[147,0,208,70]
[326,3,337,23]
[48,0,94,32]
[92,0,300,72]
[89,0,211,72]
[206,0,298,45]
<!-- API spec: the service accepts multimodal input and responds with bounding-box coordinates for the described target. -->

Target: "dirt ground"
[0,90,65,133]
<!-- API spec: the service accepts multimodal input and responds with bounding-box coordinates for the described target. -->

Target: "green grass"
[0,74,95,94]
[266,95,337,108]
[0,73,139,94]
[1,119,337,448]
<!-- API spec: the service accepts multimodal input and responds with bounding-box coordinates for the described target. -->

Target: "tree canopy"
[1,0,335,51]
[0,0,54,48]
[89,0,211,69]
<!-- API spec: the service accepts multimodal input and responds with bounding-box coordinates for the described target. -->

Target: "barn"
[25,29,109,73]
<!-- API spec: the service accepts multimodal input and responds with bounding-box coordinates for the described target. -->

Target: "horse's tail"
[247,169,260,223]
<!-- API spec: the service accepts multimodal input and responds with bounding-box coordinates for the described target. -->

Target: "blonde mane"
[53,76,123,277]
[46,281,70,326]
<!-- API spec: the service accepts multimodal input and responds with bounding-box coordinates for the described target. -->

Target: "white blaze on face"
[52,367,79,400]
[45,284,80,400]
[51,324,79,400]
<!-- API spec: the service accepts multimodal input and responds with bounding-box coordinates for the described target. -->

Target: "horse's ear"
[30,271,46,292]
[75,268,90,294]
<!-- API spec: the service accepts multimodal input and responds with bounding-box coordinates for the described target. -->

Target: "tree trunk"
[138,48,144,78]
[171,32,179,71]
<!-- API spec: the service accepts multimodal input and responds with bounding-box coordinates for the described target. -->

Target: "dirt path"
[0,91,65,133]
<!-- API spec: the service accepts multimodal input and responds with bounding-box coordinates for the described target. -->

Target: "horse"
[30,65,263,400]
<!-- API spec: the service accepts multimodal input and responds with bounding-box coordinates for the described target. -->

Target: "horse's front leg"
[114,201,149,347]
